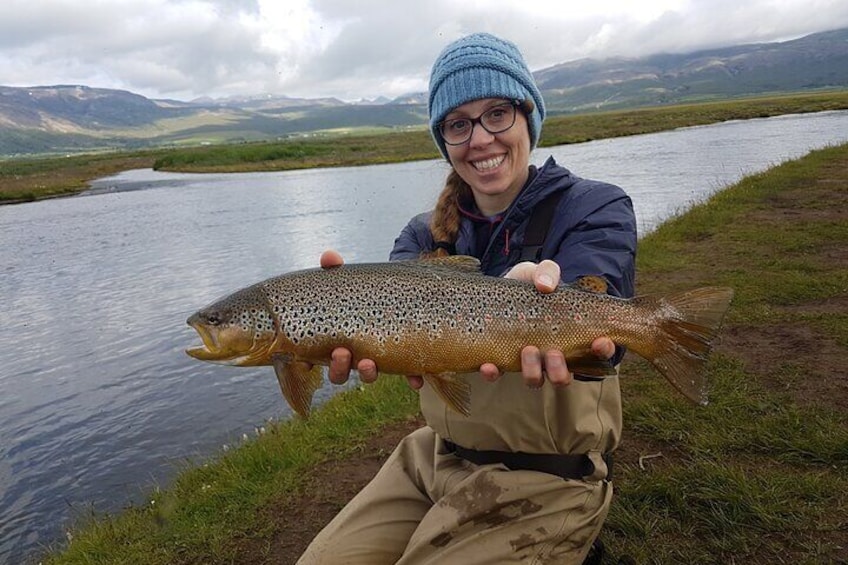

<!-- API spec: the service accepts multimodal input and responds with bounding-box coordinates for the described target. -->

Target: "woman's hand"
[320,250,425,390]
[478,260,616,388]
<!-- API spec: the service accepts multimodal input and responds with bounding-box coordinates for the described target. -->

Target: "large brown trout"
[186,256,733,417]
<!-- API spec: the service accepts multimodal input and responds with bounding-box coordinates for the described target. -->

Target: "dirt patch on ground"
[721,322,848,411]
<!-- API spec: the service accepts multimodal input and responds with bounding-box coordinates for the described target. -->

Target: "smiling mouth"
[471,155,505,171]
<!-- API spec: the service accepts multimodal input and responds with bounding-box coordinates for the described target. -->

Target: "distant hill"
[537,27,848,112]
[0,85,176,129]
[1,27,847,156]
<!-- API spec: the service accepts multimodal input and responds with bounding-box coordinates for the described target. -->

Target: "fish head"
[185,285,276,366]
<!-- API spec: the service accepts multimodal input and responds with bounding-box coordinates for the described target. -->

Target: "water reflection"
[0,110,847,563]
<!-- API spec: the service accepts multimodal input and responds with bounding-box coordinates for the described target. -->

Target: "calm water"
[2,110,847,563]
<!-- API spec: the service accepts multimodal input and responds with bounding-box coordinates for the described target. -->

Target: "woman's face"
[443,98,532,216]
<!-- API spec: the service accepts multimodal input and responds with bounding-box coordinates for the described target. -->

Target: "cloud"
[1,0,847,101]
[0,0,281,98]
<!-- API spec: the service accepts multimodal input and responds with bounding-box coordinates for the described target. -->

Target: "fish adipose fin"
[634,287,734,405]
[573,275,609,294]
[272,355,324,418]
[424,374,472,417]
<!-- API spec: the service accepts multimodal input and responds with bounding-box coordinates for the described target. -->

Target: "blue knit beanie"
[428,32,546,159]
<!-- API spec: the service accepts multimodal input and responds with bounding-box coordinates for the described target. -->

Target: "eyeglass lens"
[440,103,517,145]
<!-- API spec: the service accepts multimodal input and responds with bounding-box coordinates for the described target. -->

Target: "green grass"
[624,355,848,463]
[608,355,848,563]
[44,378,418,564]
[604,144,848,563]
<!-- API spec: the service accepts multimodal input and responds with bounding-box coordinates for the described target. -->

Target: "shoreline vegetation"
[33,95,848,564]
[3,89,848,205]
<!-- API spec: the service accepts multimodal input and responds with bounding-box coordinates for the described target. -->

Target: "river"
[1,110,847,563]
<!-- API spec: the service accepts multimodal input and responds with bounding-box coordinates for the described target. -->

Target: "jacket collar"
[453,157,577,270]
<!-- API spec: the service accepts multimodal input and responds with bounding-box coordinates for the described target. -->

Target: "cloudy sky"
[2,0,848,102]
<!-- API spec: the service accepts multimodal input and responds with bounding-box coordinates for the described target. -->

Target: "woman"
[299,32,637,564]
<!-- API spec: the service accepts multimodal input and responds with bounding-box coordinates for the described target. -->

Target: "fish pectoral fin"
[272,354,324,419]
[424,373,471,417]
[565,351,617,377]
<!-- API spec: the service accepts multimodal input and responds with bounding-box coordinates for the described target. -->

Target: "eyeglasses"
[438,101,520,146]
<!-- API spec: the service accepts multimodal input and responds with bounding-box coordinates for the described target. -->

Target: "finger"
[533,260,561,294]
[406,375,424,390]
[328,347,352,384]
[320,249,344,269]
[479,362,502,382]
[357,359,379,383]
[504,261,537,282]
[544,350,573,387]
[520,346,544,388]
[591,337,616,360]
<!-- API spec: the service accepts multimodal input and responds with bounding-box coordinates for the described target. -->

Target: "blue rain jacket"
[390,156,637,300]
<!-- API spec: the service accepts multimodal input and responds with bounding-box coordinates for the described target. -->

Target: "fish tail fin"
[633,287,734,405]
[424,374,471,417]
[272,355,324,418]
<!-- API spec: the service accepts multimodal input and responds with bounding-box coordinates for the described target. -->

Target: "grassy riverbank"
[3,89,848,204]
[41,142,848,563]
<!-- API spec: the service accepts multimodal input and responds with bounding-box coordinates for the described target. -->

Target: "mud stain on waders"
[430,473,543,548]
[510,526,550,552]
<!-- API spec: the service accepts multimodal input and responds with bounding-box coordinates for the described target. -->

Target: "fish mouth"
[185,315,269,366]
[185,316,248,364]
[186,318,227,361]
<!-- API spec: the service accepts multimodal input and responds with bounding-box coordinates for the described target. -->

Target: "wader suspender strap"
[518,191,564,263]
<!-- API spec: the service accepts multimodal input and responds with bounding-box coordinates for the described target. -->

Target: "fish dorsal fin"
[416,255,482,273]
[573,275,609,294]
[272,354,324,418]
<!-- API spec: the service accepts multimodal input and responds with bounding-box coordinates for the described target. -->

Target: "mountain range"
[1,27,847,157]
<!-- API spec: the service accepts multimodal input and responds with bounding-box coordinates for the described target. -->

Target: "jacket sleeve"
[389,212,434,260]
[545,181,637,300]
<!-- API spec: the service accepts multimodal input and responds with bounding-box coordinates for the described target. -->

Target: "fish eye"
[205,311,222,326]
